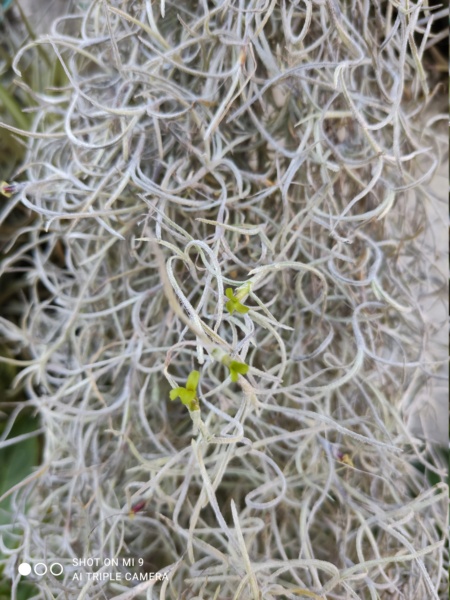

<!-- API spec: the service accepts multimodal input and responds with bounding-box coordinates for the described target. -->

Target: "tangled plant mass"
[0,1,447,599]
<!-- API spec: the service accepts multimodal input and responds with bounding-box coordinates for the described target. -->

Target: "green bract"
[169,370,200,411]
[225,287,249,315]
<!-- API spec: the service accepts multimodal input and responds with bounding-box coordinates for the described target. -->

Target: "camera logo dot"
[50,563,64,576]
[18,563,31,576]
[34,563,47,576]
[18,562,64,577]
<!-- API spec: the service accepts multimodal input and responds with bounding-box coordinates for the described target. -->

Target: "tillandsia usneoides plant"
[0,1,448,599]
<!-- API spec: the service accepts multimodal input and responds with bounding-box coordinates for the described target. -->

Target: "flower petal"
[186,370,200,391]
[169,387,183,401]
[234,302,249,314]
[226,300,235,314]
[230,361,249,375]
[178,388,196,405]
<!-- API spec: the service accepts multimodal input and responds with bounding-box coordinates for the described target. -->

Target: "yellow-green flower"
[211,348,250,383]
[169,370,200,411]
[228,360,249,382]
[225,288,249,315]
